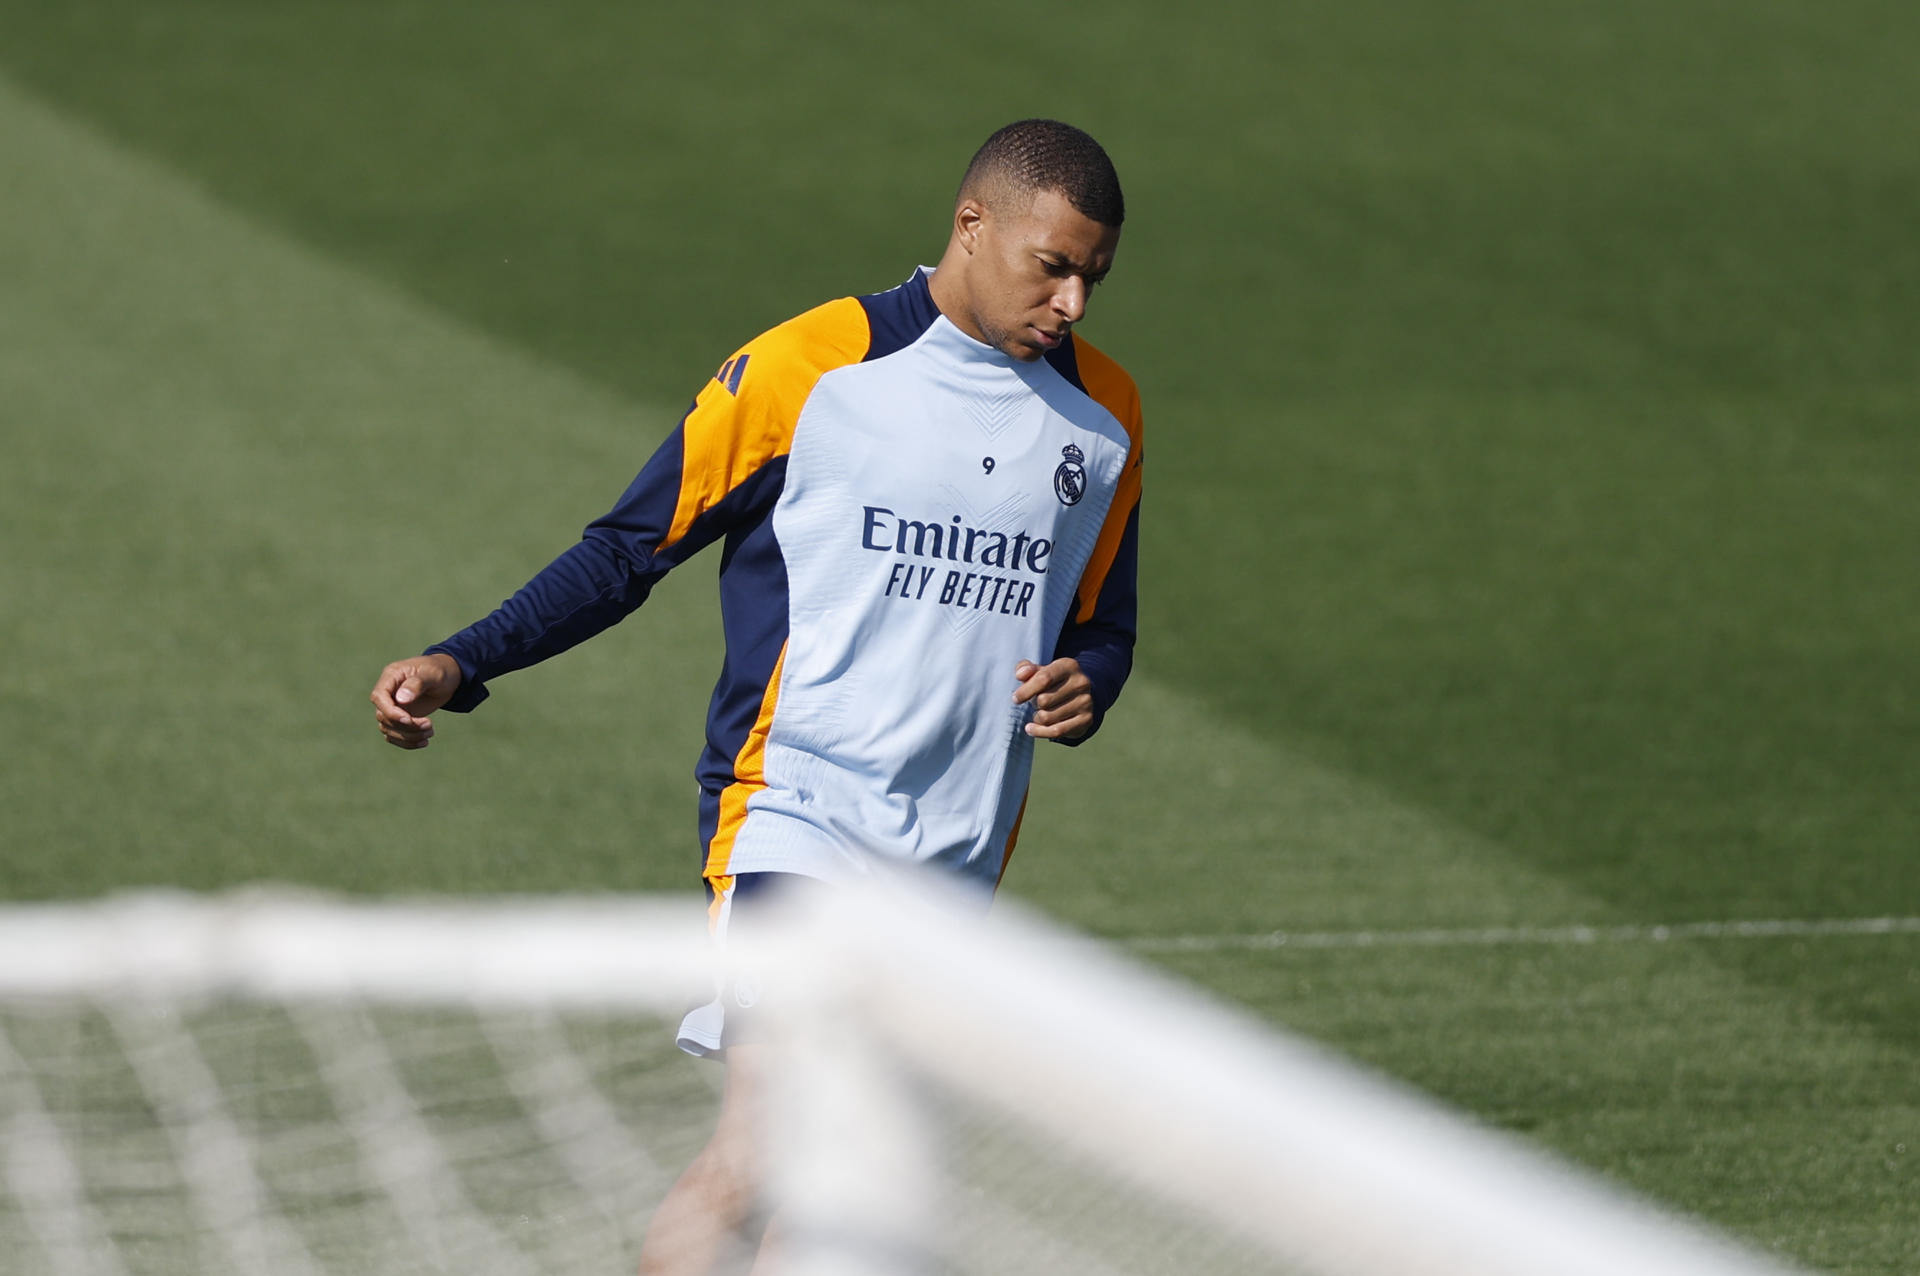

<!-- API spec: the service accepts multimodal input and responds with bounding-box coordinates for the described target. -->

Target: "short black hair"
[958,119,1124,227]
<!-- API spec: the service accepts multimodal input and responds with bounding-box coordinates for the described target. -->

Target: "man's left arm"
[1017,339,1144,744]
[1023,498,1139,743]
[1018,398,1143,743]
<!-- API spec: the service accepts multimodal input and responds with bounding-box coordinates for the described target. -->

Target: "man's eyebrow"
[1039,250,1110,278]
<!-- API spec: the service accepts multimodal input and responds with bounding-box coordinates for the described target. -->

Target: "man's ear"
[954,199,986,255]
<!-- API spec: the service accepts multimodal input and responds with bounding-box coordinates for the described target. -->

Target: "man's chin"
[977,324,1048,362]
[1004,333,1049,362]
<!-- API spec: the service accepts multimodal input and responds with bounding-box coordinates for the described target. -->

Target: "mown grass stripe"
[1131,916,1920,953]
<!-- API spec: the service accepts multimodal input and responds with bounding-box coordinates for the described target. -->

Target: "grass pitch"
[1,2,1916,1270]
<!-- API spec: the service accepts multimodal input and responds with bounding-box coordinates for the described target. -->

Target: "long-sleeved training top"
[429,268,1143,890]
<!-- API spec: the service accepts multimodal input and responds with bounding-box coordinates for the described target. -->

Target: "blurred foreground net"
[1,1000,711,1273]
[0,887,1804,1276]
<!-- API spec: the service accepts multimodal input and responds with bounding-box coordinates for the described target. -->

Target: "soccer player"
[370,118,1142,1273]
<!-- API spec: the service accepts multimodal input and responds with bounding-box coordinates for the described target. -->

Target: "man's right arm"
[412,416,703,722]
[368,297,872,750]
[364,398,712,749]
[421,524,671,714]
[368,291,879,748]
[370,651,463,749]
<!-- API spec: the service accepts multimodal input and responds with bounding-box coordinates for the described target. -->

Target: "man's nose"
[1053,277,1088,325]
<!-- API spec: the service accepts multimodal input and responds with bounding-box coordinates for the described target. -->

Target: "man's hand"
[370,653,463,749]
[1013,657,1095,741]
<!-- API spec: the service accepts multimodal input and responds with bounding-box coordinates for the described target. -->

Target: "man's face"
[955,187,1121,362]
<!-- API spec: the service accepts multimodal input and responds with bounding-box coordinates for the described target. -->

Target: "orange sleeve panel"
[1066,335,1145,623]
[704,641,788,880]
[664,296,873,551]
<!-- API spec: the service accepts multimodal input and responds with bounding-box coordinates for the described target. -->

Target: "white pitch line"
[1126,916,1920,954]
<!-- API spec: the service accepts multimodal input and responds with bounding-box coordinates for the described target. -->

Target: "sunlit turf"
[2,2,1917,1269]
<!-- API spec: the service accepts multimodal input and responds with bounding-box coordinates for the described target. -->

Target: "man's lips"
[1032,327,1066,349]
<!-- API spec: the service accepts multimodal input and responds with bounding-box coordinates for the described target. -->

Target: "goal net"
[0,884,1802,1276]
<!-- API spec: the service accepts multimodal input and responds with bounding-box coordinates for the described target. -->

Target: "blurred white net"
[0,886,1804,1276]
[1,998,710,1274]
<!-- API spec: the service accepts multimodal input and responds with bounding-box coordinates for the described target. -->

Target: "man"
[370,118,1142,1273]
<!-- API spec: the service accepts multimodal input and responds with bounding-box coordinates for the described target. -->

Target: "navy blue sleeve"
[427,534,653,713]
[427,419,753,712]
[1050,501,1139,745]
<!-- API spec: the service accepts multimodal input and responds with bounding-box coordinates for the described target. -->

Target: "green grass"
[2,1,1918,1269]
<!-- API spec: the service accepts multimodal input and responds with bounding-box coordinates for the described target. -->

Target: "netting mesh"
[0,892,1805,1276]
[0,1000,1288,1276]
[0,1000,714,1275]
[916,1074,1298,1276]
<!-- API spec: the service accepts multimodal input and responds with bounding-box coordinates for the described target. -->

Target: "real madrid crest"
[1053,443,1087,507]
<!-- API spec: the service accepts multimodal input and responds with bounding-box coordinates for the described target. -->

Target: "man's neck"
[923,250,985,345]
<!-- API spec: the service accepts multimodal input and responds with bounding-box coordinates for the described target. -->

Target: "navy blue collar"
[857,267,1083,390]
[857,269,943,362]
